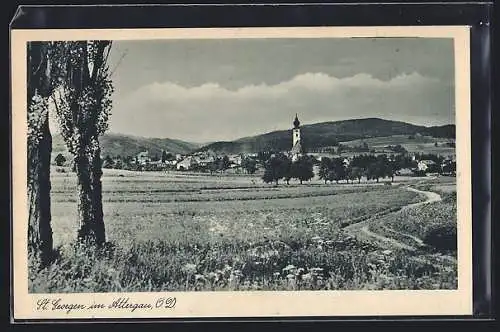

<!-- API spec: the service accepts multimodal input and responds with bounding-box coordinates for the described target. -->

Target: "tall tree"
[292,156,314,184]
[51,41,114,244]
[27,42,58,266]
[262,153,290,185]
[318,157,332,184]
[242,157,257,174]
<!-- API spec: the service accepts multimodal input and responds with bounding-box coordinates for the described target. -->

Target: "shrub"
[423,222,457,251]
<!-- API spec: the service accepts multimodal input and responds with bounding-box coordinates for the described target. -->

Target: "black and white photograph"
[12,26,473,318]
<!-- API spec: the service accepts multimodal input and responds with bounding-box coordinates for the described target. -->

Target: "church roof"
[291,141,302,154]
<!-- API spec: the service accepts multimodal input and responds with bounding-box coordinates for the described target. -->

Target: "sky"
[53,37,456,143]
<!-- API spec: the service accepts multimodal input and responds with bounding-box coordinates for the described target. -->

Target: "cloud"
[108,72,453,142]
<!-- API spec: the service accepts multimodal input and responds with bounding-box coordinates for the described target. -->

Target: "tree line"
[319,154,399,184]
[28,41,113,267]
[262,154,314,185]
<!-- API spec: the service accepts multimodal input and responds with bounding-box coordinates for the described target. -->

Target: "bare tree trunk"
[27,42,54,267]
[90,146,105,243]
[27,118,53,265]
[75,139,106,244]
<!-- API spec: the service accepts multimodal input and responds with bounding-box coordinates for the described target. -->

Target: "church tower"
[292,113,301,147]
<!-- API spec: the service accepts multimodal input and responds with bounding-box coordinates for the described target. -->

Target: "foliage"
[291,156,314,184]
[51,41,114,156]
[262,153,290,185]
[423,222,457,251]
[242,157,257,174]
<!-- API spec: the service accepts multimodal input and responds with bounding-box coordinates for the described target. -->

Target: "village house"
[176,156,198,171]
[194,155,216,167]
[136,151,150,165]
[228,154,243,166]
[417,159,436,172]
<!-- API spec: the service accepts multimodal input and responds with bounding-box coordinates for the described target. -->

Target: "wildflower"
[182,263,197,274]
[382,250,393,256]
[282,264,296,272]
[194,274,205,281]
[302,273,312,281]
[273,272,281,277]
[206,272,217,280]
[311,267,324,273]
[286,273,295,279]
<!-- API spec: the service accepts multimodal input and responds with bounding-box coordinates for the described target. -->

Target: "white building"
[417,160,436,172]
[136,151,150,165]
[176,156,197,170]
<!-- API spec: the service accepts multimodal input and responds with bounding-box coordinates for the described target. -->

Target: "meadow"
[29,168,458,292]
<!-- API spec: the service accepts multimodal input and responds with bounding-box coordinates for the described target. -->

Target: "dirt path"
[344,185,443,251]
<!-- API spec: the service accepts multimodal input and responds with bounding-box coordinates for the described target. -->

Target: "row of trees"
[28,41,114,266]
[319,155,399,184]
[262,154,314,185]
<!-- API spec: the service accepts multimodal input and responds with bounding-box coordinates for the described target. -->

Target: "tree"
[292,155,314,184]
[27,41,58,266]
[55,153,67,166]
[262,153,290,185]
[318,157,332,184]
[283,157,293,185]
[242,157,257,174]
[51,41,114,245]
[350,166,363,183]
[218,155,231,173]
[161,150,167,163]
[330,158,346,184]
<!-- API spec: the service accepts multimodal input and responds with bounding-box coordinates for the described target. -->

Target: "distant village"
[53,114,456,179]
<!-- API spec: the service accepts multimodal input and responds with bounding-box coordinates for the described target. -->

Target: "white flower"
[282,264,296,272]
[182,263,197,274]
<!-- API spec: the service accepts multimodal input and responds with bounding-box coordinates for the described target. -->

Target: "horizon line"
[99,116,455,144]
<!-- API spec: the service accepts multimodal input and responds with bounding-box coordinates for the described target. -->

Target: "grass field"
[29,168,458,292]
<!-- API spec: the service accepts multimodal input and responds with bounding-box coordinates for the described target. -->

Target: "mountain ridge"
[197,117,455,154]
[52,133,202,160]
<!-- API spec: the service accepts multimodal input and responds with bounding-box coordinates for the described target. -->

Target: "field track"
[344,185,447,252]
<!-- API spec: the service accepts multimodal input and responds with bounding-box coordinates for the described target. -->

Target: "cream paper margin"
[11,26,472,320]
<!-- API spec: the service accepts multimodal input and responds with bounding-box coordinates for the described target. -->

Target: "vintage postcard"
[11,26,472,320]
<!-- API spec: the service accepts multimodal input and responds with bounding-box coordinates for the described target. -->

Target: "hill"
[52,133,201,160]
[197,118,455,154]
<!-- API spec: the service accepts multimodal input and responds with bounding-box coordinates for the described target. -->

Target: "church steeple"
[293,113,300,129]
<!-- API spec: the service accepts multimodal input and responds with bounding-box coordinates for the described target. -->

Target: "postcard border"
[11,26,472,320]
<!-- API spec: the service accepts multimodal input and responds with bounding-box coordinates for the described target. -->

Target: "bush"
[423,222,457,251]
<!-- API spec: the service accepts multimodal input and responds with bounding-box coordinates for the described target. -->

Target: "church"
[290,113,303,162]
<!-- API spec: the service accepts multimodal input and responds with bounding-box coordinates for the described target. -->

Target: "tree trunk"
[27,42,54,267]
[27,117,53,266]
[75,138,106,244]
[358,178,361,183]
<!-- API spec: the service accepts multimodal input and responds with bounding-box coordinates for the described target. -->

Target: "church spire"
[293,113,300,129]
